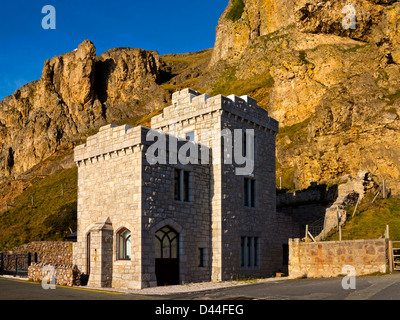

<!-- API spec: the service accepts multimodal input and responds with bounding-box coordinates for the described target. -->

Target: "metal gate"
[393,241,400,271]
[0,252,37,277]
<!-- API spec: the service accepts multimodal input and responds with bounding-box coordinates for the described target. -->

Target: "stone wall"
[28,263,81,287]
[277,184,338,208]
[289,238,391,279]
[74,128,144,289]
[5,241,73,266]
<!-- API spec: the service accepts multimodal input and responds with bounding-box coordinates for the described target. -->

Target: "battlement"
[74,125,150,164]
[75,88,279,165]
[152,88,279,133]
[74,123,206,165]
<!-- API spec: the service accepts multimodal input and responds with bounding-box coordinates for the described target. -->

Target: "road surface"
[1,273,400,300]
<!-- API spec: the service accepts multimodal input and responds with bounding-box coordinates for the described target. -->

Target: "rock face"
[211,0,399,65]
[0,40,167,178]
[210,0,296,65]
[95,47,166,119]
[207,0,400,194]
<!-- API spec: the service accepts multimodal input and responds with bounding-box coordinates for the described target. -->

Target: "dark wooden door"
[155,226,179,286]
[155,259,179,286]
[87,233,91,275]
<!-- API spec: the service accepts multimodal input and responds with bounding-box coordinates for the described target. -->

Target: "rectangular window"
[183,170,190,202]
[174,169,180,201]
[282,244,289,266]
[240,237,245,267]
[174,169,191,202]
[240,236,259,268]
[244,177,256,208]
[199,248,206,267]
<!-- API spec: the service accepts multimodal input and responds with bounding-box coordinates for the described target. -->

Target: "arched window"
[155,226,178,259]
[117,228,131,260]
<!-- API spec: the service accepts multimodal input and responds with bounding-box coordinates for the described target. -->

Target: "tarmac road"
[1,273,400,301]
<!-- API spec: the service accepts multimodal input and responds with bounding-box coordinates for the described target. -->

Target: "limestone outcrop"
[206,0,400,194]
[0,40,167,179]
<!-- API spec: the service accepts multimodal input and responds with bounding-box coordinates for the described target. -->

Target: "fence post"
[322,214,327,241]
[305,225,309,242]
[0,253,3,274]
[383,180,386,199]
[352,196,361,218]
[27,253,31,267]
[385,225,390,240]
[14,256,17,277]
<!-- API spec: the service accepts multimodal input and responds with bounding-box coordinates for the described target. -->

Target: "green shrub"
[226,0,245,22]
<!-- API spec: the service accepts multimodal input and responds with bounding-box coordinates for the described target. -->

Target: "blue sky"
[0,0,227,100]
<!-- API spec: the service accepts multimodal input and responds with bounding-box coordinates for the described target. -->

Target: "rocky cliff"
[205,0,400,194]
[0,40,168,180]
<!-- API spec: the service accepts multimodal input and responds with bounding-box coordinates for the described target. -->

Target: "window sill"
[240,266,260,270]
[115,260,132,265]
[175,200,192,204]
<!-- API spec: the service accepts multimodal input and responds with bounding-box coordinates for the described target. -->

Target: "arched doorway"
[155,226,179,286]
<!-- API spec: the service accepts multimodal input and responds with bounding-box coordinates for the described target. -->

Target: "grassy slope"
[0,167,78,250]
[326,193,400,241]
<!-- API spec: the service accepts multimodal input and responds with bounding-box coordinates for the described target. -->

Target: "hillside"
[326,193,400,241]
[0,167,77,250]
[1,0,400,249]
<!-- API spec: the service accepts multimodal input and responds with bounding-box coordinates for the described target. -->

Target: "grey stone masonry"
[151,88,279,136]
[73,88,280,290]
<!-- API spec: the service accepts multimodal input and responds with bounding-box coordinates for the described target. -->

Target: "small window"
[185,131,195,142]
[117,228,131,260]
[199,248,206,267]
[240,236,259,268]
[174,169,191,202]
[282,244,289,266]
[244,177,256,207]
[240,237,245,267]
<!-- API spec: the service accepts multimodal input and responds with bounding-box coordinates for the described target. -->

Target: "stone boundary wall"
[28,263,81,287]
[2,241,73,266]
[277,184,337,208]
[289,238,391,279]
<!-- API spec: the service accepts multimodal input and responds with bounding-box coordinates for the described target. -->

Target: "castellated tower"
[73,88,280,290]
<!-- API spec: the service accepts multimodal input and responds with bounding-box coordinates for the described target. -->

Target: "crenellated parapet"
[74,88,279,167]
[74,125,150,166]
[74,122,206,167]
[151,88,279,133]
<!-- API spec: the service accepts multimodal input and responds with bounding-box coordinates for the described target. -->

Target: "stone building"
[73,88,283,289]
